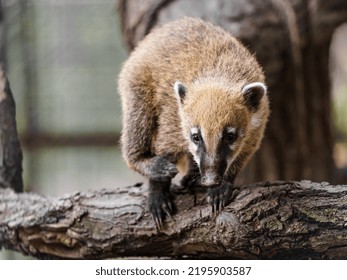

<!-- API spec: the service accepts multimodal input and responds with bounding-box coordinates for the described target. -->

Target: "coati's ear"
[174,81,186,104]
[242,82,267,111]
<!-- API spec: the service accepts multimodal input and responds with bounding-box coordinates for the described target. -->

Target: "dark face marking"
[190,127,238,187]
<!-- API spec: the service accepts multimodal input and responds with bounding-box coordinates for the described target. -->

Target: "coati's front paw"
[207,182,233,213]
[149,156,178,181]
[148,188,175,229]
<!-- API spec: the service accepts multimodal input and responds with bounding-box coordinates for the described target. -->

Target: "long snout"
[200,155,226,188]
[201,172,222,187]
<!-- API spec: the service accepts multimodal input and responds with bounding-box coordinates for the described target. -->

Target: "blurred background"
[0,0,346,259]
[2,0,142,200]
[0,0,139,259]
[331,24,347,170]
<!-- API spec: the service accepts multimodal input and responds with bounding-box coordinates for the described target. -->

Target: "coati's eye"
[190,127,202,145]
[225,132,237,143]
[191,133,201,144]
[224,127,238,143]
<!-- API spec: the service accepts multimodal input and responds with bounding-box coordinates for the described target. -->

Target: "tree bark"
[0,66,23,192]
[117,0,347,184]
[1,181,347,259]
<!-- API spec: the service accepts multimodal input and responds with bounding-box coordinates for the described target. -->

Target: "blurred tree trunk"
[117,0,347,184]
[0,1,23,192]
[0,66,23,192]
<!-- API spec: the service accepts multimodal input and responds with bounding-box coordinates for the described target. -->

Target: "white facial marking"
[200,127,208,150]
[174,81,182,96]
[229,143,236,150]
[226,126,236,134]
[190,127,199,135]
[189,127,200,165]
[242,82,267,94]
[189,143,198,153]
[192,152,200,167]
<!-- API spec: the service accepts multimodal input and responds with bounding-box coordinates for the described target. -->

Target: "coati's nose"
[201,173,222,187]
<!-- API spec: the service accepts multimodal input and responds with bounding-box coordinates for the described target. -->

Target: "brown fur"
[118,17,269,226]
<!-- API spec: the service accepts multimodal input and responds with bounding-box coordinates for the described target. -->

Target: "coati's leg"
[180,157,200,190]
[120,88,178,228]
[146,156,177,228]
[180,158,200,206]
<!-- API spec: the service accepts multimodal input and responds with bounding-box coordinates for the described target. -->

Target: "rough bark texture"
[1,181,347,259]
[117,0,347,184]
[0,66,23,192]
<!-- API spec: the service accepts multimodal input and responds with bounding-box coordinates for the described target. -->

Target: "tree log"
[1,181,347,259]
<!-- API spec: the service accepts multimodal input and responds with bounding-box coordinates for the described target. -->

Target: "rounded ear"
[242,82,267,111]
[174,81,186,104]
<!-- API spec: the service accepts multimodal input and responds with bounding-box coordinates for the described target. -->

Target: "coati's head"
[174,78,267,187]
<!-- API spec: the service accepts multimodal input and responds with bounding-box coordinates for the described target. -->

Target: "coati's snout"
[199,155,226,187]
[201,174,221,187]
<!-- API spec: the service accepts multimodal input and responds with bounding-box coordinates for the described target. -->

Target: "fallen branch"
[0,181,347,259]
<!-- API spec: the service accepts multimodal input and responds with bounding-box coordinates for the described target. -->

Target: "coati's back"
[119,17,263,104]
[118,17,269,228]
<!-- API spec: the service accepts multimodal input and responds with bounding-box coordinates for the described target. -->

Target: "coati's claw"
[207,182,233,214]
[162,201,174,220]
[207,188,219,214]
[148,186,175,229]
[150,206,164,230]
[152,212,162,230]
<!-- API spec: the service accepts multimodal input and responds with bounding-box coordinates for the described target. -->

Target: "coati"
[118,17,269,228]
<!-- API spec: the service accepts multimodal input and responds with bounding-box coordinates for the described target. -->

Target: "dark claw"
[162,202,174,220]
[150,206,162,230]
[148,180,175,229]
[208,187,218,214]
[154,217,162,231]
[157,212,163,228]
[207,182,233,214]
[167,199,174,213]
